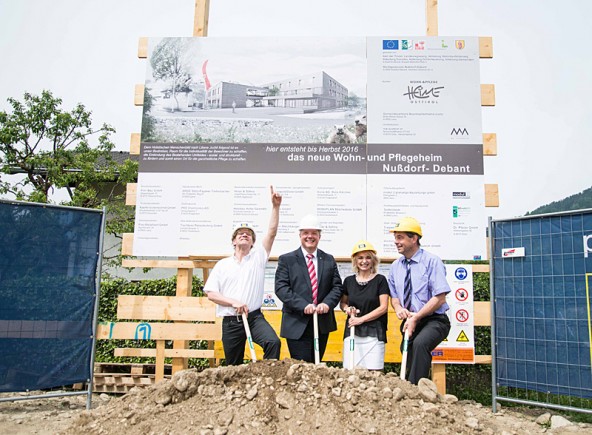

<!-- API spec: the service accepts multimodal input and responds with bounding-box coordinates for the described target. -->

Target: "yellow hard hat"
[351,240,377,257]
[389,216,423,237]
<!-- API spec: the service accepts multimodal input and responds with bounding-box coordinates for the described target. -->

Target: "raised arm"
[262,185,282,255]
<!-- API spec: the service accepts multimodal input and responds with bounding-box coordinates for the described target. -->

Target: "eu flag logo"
[382,40,399,50]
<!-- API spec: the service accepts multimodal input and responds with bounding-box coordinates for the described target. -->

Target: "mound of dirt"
[59,360,589,434]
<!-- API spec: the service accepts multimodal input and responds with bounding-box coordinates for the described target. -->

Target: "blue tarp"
[0,201,103,392]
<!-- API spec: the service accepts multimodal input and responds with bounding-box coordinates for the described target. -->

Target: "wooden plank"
[474,301,491,326]
[193,0,210,37]
[134,84,145,106]
[475,355,492,364]
[483,133,497,156]
[122,258,217,269]
[174,268,195,372]
[117,295,217,321]
[97,321,221,341]
[431,363,446,394]
[426,0,438,36]
[122,233,133,256]
[130,133,141,155]
[125,183,137,206]
[138,37,148,58]
[479,36,493,58]
[485,184,500,207]
[115,348,215,358]
[155,340,165,383]
[471,264,490,273]
[481,84,495,106]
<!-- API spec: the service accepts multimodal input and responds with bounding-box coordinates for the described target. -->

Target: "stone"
[535,412,551,426]
[275,392,292,409]
[465,417,479,429]
[443,394,458,403]
[550,415,573,429]
[246,386,258,400]
[417,378,438,403]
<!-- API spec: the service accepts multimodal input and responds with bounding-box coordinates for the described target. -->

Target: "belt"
[223,308,261,323]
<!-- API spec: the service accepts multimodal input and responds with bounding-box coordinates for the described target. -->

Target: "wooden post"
[193,0,210,37]
[432,363,446,395]
[426,0,438,36]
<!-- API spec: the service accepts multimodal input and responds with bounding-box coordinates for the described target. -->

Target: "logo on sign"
[456,310,469,322]
[456,330,469,342]
[451,127,469,136]
[383,40,399,50]
[455,267,468,280]
[452,191,470,199]
[455,288,468,301]
[584,234,592,258]
[502,247,526,258]
[403,85,444,101]
[401,39,412,50]
[455,40,465,49]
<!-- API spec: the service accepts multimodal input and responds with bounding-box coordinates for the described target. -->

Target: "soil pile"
[59,359,589,435]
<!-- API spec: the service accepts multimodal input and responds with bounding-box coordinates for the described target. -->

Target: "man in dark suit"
[274,214,343,362]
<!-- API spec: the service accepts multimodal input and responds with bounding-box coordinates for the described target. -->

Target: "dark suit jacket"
[274,247,343,339]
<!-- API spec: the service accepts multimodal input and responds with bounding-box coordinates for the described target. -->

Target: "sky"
[0,0,590,219]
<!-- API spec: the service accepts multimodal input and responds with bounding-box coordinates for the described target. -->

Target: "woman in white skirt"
[340,240,389,370]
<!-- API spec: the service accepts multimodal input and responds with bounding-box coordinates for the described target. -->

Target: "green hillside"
[526,186,592,215]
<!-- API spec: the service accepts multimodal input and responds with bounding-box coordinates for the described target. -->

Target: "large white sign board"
[134,36,486,260]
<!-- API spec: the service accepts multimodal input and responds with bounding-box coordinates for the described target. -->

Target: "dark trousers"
[222,309,281,366]
[286,317,329,363]
[400,313,450,384]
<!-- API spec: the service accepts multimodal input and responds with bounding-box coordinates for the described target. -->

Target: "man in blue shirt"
[387,216,451,384]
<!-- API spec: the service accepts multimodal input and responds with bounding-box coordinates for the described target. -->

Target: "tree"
[150,38,192,112]
[0,90,133,207]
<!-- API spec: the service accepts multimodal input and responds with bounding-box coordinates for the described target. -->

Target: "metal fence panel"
[0,200,103,392]
[491,209,592,407]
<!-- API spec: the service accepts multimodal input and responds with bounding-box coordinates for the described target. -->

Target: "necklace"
[356,274,373,285]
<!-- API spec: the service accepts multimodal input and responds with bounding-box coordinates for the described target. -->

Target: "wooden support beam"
[479,36,493,58]
[122,259,216,269]
[474,301,492,326]
[125,183,136,206]
[122,233,134,256]
[130,133,141,155]
[155,340,165,382]
[173,266,194,372]
[117,296,217,321]
[481,84,495,106]
[483,133,498,156]
[115,348,215,359]
[138,37,148,58]
[431,363,446,395]
[426,0,438,36]
[193,0,210,37]
[134,84,144,106]
[485,184,500,207]
[97,322,221,341]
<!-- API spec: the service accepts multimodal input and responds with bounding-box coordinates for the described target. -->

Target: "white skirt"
[342,335,385,370]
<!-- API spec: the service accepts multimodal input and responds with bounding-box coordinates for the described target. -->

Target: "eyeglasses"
[236,231,252,237]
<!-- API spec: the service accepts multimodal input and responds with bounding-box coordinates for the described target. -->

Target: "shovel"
[241,313,257,362]
[348,308,357,369]
[400,329,410,380]
[313,311,320,364]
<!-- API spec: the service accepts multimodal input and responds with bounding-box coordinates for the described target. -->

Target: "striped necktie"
[306,254,318,305]
[403,258,412,310]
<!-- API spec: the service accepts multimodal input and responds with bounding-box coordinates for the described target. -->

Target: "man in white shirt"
[204,186,282,365]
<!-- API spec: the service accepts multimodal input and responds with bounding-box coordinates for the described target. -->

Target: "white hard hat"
[298,214,322,231]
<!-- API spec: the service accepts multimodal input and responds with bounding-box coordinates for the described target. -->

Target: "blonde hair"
[351,251,379,274]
